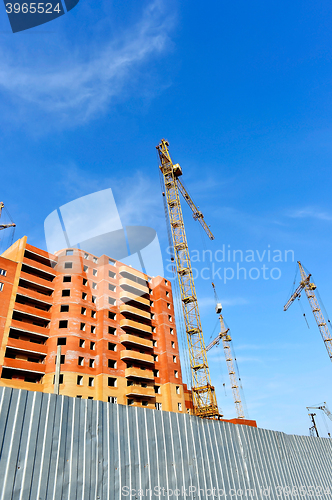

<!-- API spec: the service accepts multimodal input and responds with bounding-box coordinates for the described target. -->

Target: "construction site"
[0,141,332,499]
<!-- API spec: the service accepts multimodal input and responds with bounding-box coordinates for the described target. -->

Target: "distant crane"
[156,139,220,419]
[205,284,246,419]
[306,403,332,438]
[284,261,332,362]
[0,202,16,231]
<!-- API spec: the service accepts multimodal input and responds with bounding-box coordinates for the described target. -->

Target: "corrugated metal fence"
[0,387,331,499]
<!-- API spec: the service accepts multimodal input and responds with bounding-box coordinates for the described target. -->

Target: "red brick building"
[0,237,192,412]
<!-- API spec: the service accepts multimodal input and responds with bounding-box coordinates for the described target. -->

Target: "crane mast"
[284,261,332,362]
[156,139,220,418]
[206,310,245,419]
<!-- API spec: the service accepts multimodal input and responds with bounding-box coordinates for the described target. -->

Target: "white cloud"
[0,0,173,127]
[286,207,332,222]
[55,163,165,231]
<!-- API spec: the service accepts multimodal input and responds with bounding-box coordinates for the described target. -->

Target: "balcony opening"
[108,327,116,335]
[21,263,55,282]
[154,386,161,394]
[142,401,148,407]
[127,399,134,406]
[1,368,43,383]
[108,342,116,351]
[108,312,116,320]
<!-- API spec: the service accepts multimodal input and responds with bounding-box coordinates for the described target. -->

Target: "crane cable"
[297,297,310,329]
[180,177,214,282]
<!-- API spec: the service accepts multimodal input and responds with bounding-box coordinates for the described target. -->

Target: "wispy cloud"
[0,0,174,127]
[286,207,332,222]
[56,163,165,231]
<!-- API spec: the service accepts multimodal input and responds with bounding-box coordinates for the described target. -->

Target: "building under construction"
[0,236,193,413]
[0,139,331,499]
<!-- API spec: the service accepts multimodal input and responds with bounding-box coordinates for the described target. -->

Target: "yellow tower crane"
[0,202,16,231]
[205,285,246,419]
[306,402,332,438]
[284,261,332,362]
[156,139,220,419]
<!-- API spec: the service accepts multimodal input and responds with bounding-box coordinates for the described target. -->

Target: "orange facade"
[0,237,192,413]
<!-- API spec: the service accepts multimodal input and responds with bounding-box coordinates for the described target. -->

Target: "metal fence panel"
[0,387,331,500]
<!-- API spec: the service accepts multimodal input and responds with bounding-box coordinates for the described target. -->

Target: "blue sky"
[1,0,332,437]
